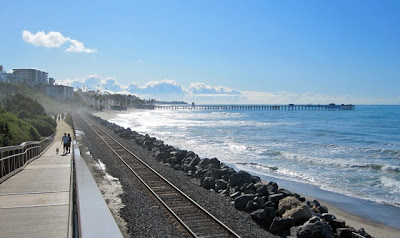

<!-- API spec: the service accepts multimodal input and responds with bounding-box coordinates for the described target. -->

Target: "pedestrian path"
[0,119,73,238]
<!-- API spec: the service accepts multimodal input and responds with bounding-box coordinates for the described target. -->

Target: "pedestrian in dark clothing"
[67,133,72,153]
[62,133,69,154]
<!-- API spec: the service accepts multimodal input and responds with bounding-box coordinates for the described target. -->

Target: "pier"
[154,104,355,111]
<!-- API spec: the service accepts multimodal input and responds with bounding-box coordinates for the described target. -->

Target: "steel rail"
[79,112,241,238]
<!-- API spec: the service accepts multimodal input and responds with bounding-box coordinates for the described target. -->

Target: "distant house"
[44,85,74,102]
[48,78,55,85]
[0,72,8,82]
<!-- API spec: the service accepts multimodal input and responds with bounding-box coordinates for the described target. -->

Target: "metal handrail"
[0,135,54,183]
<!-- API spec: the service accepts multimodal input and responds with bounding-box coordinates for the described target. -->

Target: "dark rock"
[201,177,215,190]
[250,208,267,223]
[188,156,200,168]
[269,217,294,233]
[198,158,210,167]
[215,179,228,191]
[230,191,241,199]
[264,201,274,208]
[330,219,346,232]
[229,171,253,188]
[245,200,257,212]
[278,188,293,197]
[265,207,277,218]
[308,216,321,224]
[319,206,329,214]
[208,157,221,167]
[219,189,230,196]
[173,164,181,170]
[254,196,265,209]
[251,175,261,183]
[267,182,279,193]
[245,183,256,192]
[268,193,285,203]
[256,184,269,196]
[357,228,372,238]
[209,168,225,180]
[234,194,256,210]
[337,228,353,238]
[308,199,321,207]
[321,213,336,223]
[297,221,335,238]
[221,175,230,182]
[243,190,256,195]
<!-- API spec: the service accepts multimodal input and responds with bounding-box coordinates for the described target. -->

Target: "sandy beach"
[94,109,400,238]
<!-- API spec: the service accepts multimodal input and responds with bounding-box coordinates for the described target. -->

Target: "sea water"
[106,105,400,228]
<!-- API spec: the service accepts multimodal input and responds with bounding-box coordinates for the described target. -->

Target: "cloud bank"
[22,30,96,53]
[58,75,398,105]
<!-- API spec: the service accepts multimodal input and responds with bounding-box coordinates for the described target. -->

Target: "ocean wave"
[380,177,400,194]
[277,151,400,173]
[237,162,279,172]
[364,148,400,158]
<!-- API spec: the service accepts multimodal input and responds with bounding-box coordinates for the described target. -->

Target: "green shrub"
[0,112,40,146]
[27,119,55,137]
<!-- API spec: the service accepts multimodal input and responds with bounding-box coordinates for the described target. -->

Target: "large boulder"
[278,196,303,216]
[234,194,255,210]
[282,204,312,225]
[208,157,221,167]
[268,193,285,204]
[229,171,253,188]
[267,182,279,193]
[215,179,228,191]
[256,184,269,196]
[250,208,267,223]
[188,156,201,168]
[297,221,335,238]
[201,177,215,190]
[269,217,294,233]
[329,219,346,233]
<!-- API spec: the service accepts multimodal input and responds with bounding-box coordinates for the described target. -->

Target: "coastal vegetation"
[0,92,56,146]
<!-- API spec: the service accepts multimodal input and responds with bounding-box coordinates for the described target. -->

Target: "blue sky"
[1,0,399,104]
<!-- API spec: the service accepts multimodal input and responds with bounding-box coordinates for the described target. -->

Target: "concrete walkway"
[0,119,73,238]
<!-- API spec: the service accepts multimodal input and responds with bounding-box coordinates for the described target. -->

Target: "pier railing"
[154,104,355,111]
[0,135,54,183]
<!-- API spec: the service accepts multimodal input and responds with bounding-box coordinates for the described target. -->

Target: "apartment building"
[12,69,48,86]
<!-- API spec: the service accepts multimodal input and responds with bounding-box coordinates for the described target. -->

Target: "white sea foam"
[380,177,400,194]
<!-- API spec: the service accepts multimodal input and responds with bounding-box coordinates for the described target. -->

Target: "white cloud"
[188,82,241,95]
[22,30,96,53]
[57,75,395,104]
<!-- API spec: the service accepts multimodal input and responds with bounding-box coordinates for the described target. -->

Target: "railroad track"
[78,113,241,238]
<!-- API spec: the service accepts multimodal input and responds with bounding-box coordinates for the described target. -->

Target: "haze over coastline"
[1,1,399,104]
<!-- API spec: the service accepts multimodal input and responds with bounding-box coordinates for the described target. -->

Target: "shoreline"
[94,109,400,238]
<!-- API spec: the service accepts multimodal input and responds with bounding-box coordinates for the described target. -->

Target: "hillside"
[0,82,83,115]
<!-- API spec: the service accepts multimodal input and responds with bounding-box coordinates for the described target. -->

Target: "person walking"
[61,133,69,154]
[67,133,72,153]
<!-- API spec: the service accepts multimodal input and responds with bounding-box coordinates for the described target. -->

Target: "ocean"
[104,105,400,228]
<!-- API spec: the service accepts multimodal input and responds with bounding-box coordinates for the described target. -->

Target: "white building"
[44,85,74,102]
[13,69,48,86]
